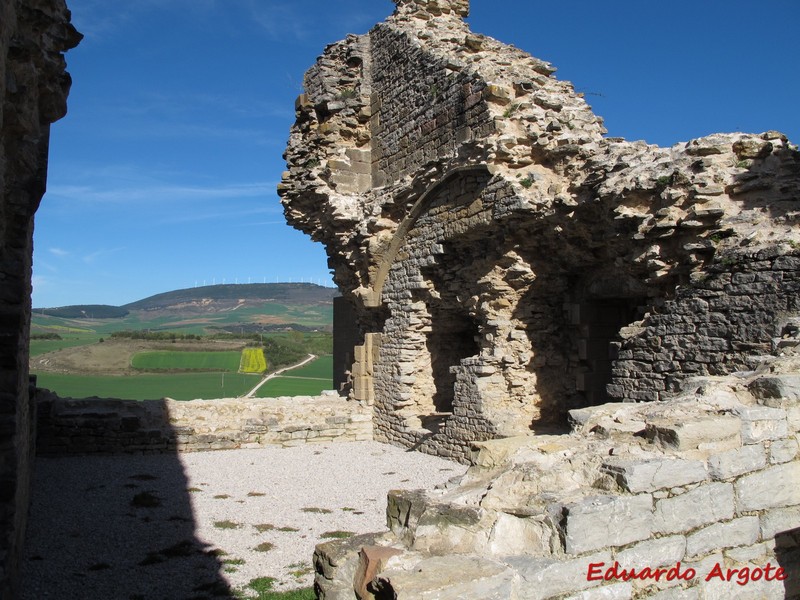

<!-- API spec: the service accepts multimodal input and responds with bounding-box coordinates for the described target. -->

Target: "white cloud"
[47,178,280,206]
[49,247,70,257]
[83,247,126,264]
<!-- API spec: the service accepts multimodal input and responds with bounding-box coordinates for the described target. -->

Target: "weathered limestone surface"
[278,1,800,598]
[35,392,373,455]
[0,1,79,596]
[280,0,800,463]
[314,357,800,599]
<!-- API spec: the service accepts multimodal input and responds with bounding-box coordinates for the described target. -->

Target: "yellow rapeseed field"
[239,347,267,373]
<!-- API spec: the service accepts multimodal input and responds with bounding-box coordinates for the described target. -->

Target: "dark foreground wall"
[0,2,79,596]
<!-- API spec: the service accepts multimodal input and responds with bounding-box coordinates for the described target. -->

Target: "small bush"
[254,542,275,553]
[320,531,354,539]
[300,507,331,514]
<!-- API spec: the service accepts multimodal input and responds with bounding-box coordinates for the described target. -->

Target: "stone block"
[741,417,788,445]
[708,444,767,480]
[701,564,787,599]
[645,416,741,451]
[374,555,516,600]
[724,542,770,564]
[735,462,800,512]
[614,535,686,569]
[648,588,699,600]
[769,438,799,463]
[354,545,403,600]
[685,516,760,558]
[601,457,707,492]
[562,494,653,554]
[652,483,734,534]
[487,512,555,557]
[564,582,633,599]
[506,551,611,600]
[750,375,800,403]
[760,506,800,543]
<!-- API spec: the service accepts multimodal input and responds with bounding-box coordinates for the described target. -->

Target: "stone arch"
[364,165,492,308]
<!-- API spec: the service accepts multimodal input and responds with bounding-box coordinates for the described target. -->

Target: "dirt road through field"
[244,353,317,397]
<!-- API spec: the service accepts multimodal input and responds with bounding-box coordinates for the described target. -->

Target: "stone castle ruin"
[1,0,799,598]
[280,0,800,461]
[279,0,800,597]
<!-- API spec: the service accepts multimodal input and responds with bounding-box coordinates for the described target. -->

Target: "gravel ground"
[21,441,467,600]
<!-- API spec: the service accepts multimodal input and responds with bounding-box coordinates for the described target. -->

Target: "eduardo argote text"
[587,561,787,586]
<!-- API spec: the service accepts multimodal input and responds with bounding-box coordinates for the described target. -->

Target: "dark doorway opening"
[571,298,645,406]
[427,302,480,414]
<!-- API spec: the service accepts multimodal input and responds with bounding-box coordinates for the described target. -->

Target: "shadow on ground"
[21,398,232,600]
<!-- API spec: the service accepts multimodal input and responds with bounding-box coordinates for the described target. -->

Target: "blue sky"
[33,0,799,308]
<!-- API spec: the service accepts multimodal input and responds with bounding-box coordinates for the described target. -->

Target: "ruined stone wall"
[280,0,800,463]
[35,393,372,455]
[611,247,800,402]
[369,23,491,187]
[314,361,800,599]
[0,2,79,596]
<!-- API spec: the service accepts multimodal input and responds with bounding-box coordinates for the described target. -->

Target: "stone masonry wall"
[280,0,800,464]
[314,361,800,599]
[611,247,800,403]
[369,22,492,188]
[35,392,372,455]
[0,2,79,597]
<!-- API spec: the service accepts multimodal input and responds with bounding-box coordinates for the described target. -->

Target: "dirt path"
[244,354,317,398]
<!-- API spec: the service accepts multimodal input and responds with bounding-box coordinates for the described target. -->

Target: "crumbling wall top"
[392,0,469,19]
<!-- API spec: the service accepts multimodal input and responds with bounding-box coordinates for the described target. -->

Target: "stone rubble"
[315,355,800,599]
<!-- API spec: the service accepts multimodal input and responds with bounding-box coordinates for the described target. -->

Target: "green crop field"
[240,347,267,373]
[284,355,332,379]
[35,372,258,401]
[30,334,101,357]
[131,350,241,371]
[255,376,333,398]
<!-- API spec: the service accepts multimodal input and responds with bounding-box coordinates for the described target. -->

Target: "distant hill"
[37,305,129,319]
[32,283,337,333]
[123,283,338,311]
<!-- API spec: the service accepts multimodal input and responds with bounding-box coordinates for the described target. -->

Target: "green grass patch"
[283,355,332,379]
[131,350,241,371]
[253,542,274,552]
[239,577,315,600]
[255,377,332,398]
[300,507,331,514]
[320,530,354,539]
[240,347,268,373]
[214,520,241,529]
[29,334,101,357]
[33,372,257,400]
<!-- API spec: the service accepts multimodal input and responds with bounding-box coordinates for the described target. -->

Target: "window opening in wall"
[424,300,480,422]
[571,298,646,406]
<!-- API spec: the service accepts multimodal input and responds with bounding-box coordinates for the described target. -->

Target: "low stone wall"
[314,359,800,599]
[36,392,372,455]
